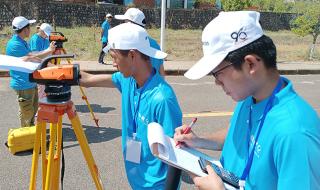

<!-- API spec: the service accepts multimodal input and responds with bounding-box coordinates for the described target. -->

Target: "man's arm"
[101,28,104,39]
[101,21,106,39]
[79,71,114,88]
[174,125,228,151]
[29,41,56,59]
[199,126,228,150]
[21,55,42,63]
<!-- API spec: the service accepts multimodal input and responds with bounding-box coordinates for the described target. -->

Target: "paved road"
[0,75,319,189]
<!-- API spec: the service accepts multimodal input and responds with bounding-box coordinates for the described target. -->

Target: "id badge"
[125,135,141,164]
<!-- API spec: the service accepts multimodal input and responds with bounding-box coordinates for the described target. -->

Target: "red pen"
[176,118,198,146]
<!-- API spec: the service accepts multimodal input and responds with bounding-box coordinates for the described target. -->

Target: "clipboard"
[147,122,238,190]
[147,122,216,177]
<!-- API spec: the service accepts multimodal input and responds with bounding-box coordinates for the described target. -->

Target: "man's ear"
[243,54,262,75]
[128,50,136,59]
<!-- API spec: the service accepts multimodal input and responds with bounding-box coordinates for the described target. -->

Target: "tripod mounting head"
[49,32,67,49]
[29,54,80,102]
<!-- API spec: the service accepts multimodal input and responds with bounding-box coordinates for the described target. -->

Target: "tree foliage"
[291,2,320,60]
[221,0,294,12]
[194,0,216,9]
[221,0,251,11]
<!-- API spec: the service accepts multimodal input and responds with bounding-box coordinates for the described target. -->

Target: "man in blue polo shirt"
[174,11,320,190]
[80,23,182,189]
[98,13,112,65]
[6,16,55,127]
[29,23,52,52]
[29,23,53,99]
[115,8,166,76]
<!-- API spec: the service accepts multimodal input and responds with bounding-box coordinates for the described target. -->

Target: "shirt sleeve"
[101,21,106,29]
[111,72,123,92]
[274,131,320,189]
[154,93,182,137]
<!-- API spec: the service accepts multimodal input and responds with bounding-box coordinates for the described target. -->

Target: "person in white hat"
[29,23,53,52]
[6,16,56,127]
[174,11,320,190]
[98,13,113,64]
[29,23,54,99]
[115,8,166,77]
[80,22,182,189]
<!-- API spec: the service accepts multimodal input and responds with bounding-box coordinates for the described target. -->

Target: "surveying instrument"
[49,32,100,127]
[28,55,104,190]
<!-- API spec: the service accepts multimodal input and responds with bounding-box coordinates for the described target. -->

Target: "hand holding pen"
[175,118,198,147]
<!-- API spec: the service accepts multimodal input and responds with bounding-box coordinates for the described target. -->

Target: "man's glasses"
[211,63,233,79]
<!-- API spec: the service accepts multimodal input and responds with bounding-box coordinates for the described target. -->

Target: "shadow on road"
[75,104,115,113]
[8,124,121,156]
[61,123,121,149]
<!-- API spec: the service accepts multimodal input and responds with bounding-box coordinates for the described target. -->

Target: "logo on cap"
[202,41,209,46]
[231,27,247,43]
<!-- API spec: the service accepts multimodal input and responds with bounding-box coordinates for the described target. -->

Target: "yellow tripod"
[29,98,104,190]
[50,33,100,127]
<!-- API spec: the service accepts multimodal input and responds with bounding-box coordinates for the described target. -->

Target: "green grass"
[1,26,319,61]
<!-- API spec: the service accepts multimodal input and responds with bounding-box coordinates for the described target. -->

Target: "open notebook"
[147,122,217,177]
[0,55,40,73]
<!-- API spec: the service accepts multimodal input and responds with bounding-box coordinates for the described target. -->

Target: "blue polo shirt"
[149,37,163,72]
[6,34,36,90]
[221,77,320,189]
[101,20,110,43]
[112,71,182,189]
[29,33,50,52]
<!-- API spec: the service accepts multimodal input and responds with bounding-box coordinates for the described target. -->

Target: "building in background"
[54,0,220,9]
[126,0,220,9]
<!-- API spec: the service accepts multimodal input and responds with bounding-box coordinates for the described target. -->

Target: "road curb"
[279,70,320,75]
[0,71,9,77]
[83,69,320,76]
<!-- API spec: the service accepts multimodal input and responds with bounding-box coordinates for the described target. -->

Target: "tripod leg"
[61,48,72,64]
[29,121,45,190]
[70,114,104,190]
[51,117,63,190]
[79,86,99,127]
[41,122,47,189]
[45,123,58,190]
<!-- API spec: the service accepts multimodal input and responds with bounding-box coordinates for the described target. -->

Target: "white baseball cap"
[115,8,146,27]
[40,23,53,37]
[184,11,264,80]
[12,16,36,31]
[106,13,113,18]
[103,23,167,59]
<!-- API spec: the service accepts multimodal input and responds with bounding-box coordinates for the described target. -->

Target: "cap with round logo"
[184,11,263,80]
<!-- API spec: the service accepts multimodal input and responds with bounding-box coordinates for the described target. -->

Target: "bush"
[194,0,215,9]
[221,0,251,11]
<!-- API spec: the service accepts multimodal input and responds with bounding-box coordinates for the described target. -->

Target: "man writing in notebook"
[80,23,182,189]
[174,11,320,190]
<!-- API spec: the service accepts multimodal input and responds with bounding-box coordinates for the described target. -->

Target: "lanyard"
[132,69,155,135]
[240,77,283,180]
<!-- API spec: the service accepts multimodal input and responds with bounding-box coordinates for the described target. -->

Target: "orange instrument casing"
[30,64,79,85]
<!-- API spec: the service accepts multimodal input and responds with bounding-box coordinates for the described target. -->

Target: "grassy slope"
[1,26,319,61]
